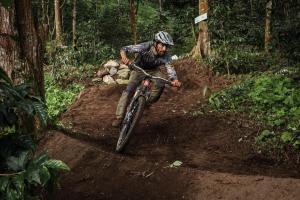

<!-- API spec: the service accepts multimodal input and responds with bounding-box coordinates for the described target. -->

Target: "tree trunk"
[193,0,210,59]
[128,0,137,44]
[0,0,44,99]
[0,3,21,80]
[54,0,63,46]
[72,0,77,49]
[159,0,162,14]
[264,0,272,53]
[199,0,210,58]
[250,0,253,16]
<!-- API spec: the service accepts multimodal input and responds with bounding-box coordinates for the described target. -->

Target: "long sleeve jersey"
[121,41,178,80]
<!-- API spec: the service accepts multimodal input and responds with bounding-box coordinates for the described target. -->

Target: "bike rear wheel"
[116,96,146,153]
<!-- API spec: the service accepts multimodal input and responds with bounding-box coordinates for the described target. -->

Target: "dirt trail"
[40,59,300,200]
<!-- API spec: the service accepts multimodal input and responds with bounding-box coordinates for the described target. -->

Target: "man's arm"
[165,63,178,81]
[120,42,152,65]
[164,55,181,87]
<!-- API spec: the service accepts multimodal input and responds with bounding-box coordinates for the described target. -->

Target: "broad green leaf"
[32,101,48,126]
[6,151,29,171]
[25,167,41,185]
[39,166,51,185]
[32,152,50,166]
[43,160,70,171]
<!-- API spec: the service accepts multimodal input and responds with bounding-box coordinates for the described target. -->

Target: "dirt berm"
[39,58,300,200]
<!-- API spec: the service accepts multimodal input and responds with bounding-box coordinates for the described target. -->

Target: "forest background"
[0,0,299,199]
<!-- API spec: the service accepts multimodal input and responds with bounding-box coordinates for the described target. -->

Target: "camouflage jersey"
[121,41,178,80]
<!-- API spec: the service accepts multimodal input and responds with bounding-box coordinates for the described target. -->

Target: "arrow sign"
[194,13,208,24]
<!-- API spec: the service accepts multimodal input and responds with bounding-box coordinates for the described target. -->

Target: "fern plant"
[0,67,70,200]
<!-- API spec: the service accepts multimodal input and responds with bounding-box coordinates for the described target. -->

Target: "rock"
[109,67,118,76]
[119,64,129,70]
[103,75,116,85]
[171,55,179,60]
[104,60,119,69]
[117,68,130,79]
[92,77,103,83]
[116,79,129,85]
[97,69,109,78]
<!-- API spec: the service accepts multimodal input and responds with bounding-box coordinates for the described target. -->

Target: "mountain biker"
[112,31,182,127]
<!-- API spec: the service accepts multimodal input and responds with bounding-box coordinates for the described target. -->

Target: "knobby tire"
[116,96,146,152]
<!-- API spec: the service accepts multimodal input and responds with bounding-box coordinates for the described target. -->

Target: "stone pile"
[92,55,180,85]
[92,60,131,85]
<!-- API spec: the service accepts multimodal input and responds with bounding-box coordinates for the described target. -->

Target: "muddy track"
[39,59,300,200]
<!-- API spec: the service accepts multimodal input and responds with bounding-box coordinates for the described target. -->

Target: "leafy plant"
[45,73,84,120]
[0,68,48,137]
[0,69,70,199]
[209,73,300,150]
[0,151,70,200]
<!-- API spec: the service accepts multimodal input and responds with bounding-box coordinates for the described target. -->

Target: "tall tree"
[159,0,163,14]
[128,0,137,44]
[0,0,45,99]
[192,0,210,59]
[72,0,77,49]
[54,0,63,45]
[264,0,272,53]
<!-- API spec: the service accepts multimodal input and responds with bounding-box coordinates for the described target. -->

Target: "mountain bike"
[116,64,174,152]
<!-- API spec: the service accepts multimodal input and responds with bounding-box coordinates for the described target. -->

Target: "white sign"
[194,13,208,24]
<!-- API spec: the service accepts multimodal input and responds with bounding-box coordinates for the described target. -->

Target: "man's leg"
[147,69,165,104]
[113,70,144,127]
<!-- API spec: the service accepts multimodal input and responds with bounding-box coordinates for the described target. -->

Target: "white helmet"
[154,31,174,46]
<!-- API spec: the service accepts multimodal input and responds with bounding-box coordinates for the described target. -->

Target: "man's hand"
[122,57,132,65]
[120,50,132,65]
[171,80,182,87]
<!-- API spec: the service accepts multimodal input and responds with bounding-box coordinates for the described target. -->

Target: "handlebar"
[129,64,172,85]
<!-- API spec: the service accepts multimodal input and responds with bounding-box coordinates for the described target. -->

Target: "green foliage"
[207,44,277,74]
[0,68,48,137]
[45,74,84,119]
[206,1,299,74]
[0,0,12,8]
[45,41,106,85]
[0,70,70,200]
[0,152,70,200]
[255,130,276,145]
[209,72,300,149]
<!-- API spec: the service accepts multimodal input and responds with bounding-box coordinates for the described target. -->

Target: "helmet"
[154,31,174,46]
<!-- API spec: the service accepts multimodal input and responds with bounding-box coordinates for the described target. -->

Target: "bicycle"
[115,64,175,152]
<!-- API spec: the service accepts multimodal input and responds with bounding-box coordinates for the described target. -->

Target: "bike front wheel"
[116,96,146,153]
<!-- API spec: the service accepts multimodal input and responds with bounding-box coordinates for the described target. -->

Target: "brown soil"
[39,59,300,200]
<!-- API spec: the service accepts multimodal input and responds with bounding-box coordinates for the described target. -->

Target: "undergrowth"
[209,69,300,159]
[45,74,84,120]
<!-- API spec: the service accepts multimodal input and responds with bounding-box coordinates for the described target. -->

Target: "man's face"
[155,42,168,56]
